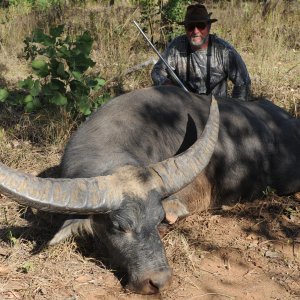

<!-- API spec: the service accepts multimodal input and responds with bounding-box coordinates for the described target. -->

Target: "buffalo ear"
[48,218,93,245]
[161,197,189,224]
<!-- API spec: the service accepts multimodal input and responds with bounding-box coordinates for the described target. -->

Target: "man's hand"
[162,78,176,86]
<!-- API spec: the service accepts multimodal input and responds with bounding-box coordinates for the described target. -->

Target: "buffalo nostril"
[132,269,173,294]
[149,279,160,292]
[148,269,172,292]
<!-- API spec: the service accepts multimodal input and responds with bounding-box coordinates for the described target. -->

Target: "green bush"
[164,0,190,23]
[8,0,58,9]
[131,0,189,41]
[7,25,108,116]
[0,89,9,102]
[6,0,85,10]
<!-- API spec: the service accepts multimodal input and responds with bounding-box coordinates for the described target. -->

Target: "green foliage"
[6,0,80,10]
[0,89,9,102]
[12,25,108,116]
[132,0,189,22]
[164,0,190,23]
[132,0,189,41]
[21,261,34,273]
[7,230,17,246]
[131,0,159,11]
[8,0,57,9]
[162,0,191,40]
[262,186,276,196]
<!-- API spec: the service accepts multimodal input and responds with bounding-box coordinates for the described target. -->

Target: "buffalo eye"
[111,220,125,232]
[110,218,134,234]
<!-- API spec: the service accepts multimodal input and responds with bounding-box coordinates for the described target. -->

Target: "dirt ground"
[0,142,299,300]
[0,1,299,298]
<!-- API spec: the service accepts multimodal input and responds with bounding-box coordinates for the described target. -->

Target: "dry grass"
[0,1,299,299]
[211,0,300,114]
[0,1,299,113]
[0,1,298,149]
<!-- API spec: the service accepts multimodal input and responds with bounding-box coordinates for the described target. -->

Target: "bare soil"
[0,143,299,300]
[0,1,299,298]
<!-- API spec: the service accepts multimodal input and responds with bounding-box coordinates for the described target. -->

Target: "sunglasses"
[185,22,208,31]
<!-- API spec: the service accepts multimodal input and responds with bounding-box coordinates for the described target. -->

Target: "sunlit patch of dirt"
[161,197,300,299]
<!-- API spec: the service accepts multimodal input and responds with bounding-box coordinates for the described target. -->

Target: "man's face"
[185,22,211,49]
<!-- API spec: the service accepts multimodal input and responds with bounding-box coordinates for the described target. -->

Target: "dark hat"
[178,4,218,25]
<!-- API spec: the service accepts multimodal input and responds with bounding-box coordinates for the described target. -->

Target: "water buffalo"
[0,86,299,294]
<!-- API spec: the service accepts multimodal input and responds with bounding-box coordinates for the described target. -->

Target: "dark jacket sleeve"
[151,41,177,85]
[227,48,251,101]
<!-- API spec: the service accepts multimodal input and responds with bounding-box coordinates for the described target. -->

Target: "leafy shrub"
[6,0,85,10]
[0,89,9,102]
[131,0,189,42]
[163,0,190,23]
[132,0,189,23]
[131,0,159,11]
[11,25,108,116]
[8,0,56,9]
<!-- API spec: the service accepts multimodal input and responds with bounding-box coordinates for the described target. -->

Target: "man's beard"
[189,35,209,48]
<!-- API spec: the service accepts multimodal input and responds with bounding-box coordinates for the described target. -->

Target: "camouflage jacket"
[151,34,251,100]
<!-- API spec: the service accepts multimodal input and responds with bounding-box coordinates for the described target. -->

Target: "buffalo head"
[0,98,219,294]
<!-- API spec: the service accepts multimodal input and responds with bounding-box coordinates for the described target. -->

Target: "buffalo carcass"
[1,86,300,294]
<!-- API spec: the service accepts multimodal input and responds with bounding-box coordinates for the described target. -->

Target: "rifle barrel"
[133,20,189,92]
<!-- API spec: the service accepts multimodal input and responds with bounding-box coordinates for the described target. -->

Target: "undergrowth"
[0,0,299,146]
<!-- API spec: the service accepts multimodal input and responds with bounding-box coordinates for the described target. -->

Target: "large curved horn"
[0,97,218,214]
[0,165,121,214]
[149,97,219,196]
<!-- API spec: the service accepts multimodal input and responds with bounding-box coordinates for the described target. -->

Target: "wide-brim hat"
[178,4,218,25]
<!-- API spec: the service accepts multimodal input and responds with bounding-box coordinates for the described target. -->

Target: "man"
[151,4,251,100]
